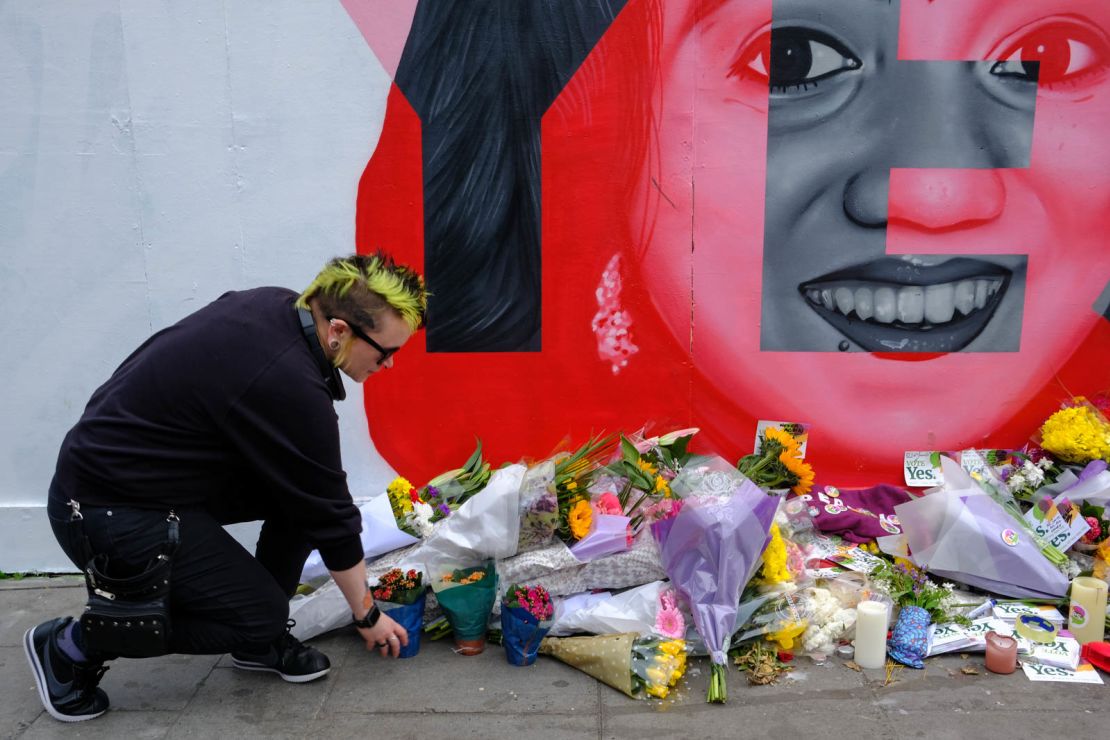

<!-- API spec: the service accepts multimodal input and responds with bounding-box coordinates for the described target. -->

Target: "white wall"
[0,1,395,570]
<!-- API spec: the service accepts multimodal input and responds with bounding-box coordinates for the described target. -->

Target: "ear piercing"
[329,340,340,350]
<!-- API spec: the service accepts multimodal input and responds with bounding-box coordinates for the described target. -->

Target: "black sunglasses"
[328,316,399,366]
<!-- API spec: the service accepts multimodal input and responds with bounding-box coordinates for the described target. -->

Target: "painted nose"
[845,166,1005,231]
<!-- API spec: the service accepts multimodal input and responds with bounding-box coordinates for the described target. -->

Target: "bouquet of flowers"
[500,583,555,666]
[386,476,427,537]
[736,426,814,495]
[869,559,967,669]
[552,435,617,544]
[604,429,698,530]
[420,440,493,521]
[371,568,426,659]
[655,457,778,703]
[538,633,687,700]
[995,449,1062,501]
[1039,398,1110,465]
[386,442,493,537]
[568,492,633,563]
[432,562,498,655]
[517,460,560,553]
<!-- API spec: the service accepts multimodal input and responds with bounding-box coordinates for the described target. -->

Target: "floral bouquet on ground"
[568,492,633,563]
[736,426,814,496]
[538,633,687,700]
[372,568,426,659]
[517,460,560,553]
[420,440,493,521]
[386,442,493,538]
[432,562,498,656]
[500,583,555,666]
[655,457,779,703]
[551,435,617,544]
[1038,398,1110,465]
[604,429,698,532]
[870,559,968,669]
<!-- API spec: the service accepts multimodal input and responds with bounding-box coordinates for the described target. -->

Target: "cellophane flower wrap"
[538,633,687,700]
[655,457,778,703]
[432,562,498,642]
[500,583,555,666]
[372,568,426,659]
[517,460,559,553]
[551,435,617,544]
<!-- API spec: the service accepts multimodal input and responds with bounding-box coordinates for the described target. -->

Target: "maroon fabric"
[794,483,914,543]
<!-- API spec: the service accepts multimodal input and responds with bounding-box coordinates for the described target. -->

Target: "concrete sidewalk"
[1,578,1106,739]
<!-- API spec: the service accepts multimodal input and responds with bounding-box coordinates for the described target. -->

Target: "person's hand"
[356,611,409,658]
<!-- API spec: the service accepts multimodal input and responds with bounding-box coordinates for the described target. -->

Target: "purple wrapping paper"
[656,479,777,665]
[897,490,1069,599]
[570,514,632,563]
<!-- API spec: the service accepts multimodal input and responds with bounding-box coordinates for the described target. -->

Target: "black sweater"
[54,287,364,571]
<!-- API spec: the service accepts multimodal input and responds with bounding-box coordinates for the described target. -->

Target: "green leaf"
[620,436,640,465]
[929,451,941,469]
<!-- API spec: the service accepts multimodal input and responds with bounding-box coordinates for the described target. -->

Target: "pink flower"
[596,492,623,516]
[655,606,685,639]
[1083,516,1102,543]
[659,589,677,611]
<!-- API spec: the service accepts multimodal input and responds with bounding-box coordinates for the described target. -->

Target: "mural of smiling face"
[641,0,1110,470]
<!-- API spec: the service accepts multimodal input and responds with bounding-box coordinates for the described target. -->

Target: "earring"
[329,340,340,350]
[591,253,638,375]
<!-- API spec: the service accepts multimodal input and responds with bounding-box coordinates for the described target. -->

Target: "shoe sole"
[23,627,106,723]
[230,658,329,684]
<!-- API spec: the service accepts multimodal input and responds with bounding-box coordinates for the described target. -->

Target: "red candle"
[984,631,1017,674]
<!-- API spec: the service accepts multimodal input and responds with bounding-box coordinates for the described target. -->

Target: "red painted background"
[350,0,1110,487]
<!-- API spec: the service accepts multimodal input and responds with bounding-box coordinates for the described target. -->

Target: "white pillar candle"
[1068,576,1108,645]
[854,600,890,669]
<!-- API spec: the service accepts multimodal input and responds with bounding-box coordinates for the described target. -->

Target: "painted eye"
[990,21,1109,86]
[730,27,862,92]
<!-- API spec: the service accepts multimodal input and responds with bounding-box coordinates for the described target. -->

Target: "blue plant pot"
[380,592,426,659]
[500,606,551,666]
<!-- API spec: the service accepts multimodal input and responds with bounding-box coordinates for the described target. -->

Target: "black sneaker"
[24,617,110,723]
[231,620,330,683]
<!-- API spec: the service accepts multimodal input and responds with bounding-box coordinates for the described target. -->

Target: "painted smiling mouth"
[799,258,1013,353]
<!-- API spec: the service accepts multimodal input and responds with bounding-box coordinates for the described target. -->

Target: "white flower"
[1036,457,1054,470]
[410,501,435,538]
[1008,471,1027,490]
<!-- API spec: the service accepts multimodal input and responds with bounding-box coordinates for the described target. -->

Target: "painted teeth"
[806,278,1003,325]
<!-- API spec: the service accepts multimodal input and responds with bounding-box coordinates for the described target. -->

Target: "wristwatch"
[352,604,381,629]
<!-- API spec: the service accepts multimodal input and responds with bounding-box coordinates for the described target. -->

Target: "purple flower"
[437,503,451,517]
[426,486,440,499]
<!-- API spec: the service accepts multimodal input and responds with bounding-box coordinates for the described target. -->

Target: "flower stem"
[707,662,728,704]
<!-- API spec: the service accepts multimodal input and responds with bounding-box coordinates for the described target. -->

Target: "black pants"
[48,479,313,656]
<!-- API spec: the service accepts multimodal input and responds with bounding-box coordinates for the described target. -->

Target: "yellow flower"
[759,524,791,584]
[658,639,685,657]
[764,426,800,455]
[646,665,670,686]
[568,499,593,540]
[653,475,672,498]
[645,683,670,699]
[1041,405,1110,464]
[768,620,807,651]
[778,450,815,496]
[637,458,659,476]
[387,476,414,513]
[565,480,578,491]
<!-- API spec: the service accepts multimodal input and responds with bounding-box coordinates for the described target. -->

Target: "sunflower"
[567,499,593,540]
[778,450,815,495]
[763,427,800,455]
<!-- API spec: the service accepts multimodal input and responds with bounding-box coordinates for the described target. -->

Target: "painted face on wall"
[641,0,1110,460]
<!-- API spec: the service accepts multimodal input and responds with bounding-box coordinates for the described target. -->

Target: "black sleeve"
[221,350,364,571]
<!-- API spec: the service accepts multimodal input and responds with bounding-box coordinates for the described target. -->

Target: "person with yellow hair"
[26,252,427,723]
